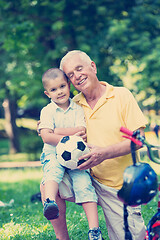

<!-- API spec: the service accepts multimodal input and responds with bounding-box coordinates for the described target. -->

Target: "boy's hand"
[75,130,87,142]
[37,120,41,136]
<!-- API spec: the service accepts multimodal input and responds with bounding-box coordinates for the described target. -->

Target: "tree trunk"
[2,97,20,154]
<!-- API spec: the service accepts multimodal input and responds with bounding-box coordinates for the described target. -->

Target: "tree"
[0,0,160,152]
[105,0,160,110]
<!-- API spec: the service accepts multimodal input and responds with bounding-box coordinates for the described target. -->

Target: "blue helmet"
[118,162,158,206]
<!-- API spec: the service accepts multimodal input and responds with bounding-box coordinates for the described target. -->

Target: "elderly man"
[40,50,147,240]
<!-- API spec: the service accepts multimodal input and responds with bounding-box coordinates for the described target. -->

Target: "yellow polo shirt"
[73,82,148,189]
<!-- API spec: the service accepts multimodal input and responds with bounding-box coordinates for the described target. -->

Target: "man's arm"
[77,127,145,170]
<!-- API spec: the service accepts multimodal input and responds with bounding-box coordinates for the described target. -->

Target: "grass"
[0,168,108,240]
[0,118,159,239]
[0,168,160,240]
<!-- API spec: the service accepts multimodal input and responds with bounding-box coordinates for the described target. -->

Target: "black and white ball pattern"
[56,135,89,170]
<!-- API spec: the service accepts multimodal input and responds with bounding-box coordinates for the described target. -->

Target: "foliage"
[0,0,160,111]
[0,118,42,160]
[0,0,160,152]
[18,128,43,160]
[0,130,42,161]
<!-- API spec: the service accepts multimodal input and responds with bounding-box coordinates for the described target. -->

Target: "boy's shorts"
[40,152,97,204]
[40,151,65,184]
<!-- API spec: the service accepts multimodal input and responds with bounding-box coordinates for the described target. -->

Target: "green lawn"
[0,168,108,240]
[0,120,159,239]
[0,168,159,240]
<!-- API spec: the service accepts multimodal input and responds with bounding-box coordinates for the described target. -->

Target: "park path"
[0,161,41,169]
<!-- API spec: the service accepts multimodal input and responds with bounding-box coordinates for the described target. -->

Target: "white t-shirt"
[39,98,86,152]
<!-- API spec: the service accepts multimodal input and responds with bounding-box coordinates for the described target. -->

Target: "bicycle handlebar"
[120,126,160,164]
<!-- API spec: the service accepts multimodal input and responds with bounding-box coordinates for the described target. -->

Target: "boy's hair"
[42,68,69,89]
[60,50,92,70]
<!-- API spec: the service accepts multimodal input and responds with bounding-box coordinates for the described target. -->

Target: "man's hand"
[77,134,140,170]
[77,144,106,170]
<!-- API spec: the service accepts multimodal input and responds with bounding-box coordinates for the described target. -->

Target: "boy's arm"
[40,126,86,146]
[54,126,86,135]
[54,126,87,142]
[40,128,63,146]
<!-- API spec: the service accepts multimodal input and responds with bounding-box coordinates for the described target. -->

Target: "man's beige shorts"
[58,172,146,240]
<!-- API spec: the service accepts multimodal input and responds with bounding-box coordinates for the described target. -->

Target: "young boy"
[39,68,102,240]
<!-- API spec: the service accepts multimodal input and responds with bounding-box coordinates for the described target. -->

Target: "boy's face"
[44,75,70,109]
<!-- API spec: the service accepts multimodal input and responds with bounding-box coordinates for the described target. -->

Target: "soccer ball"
[56,135,90,170]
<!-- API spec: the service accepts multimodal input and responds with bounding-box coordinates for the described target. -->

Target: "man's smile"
[78,77,87,85]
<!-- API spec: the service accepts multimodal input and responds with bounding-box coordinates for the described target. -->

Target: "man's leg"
[40,183,70,240]
[92,178,146,240]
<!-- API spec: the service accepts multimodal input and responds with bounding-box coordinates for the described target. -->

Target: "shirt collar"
[73,82,114,106]
[50,98,75,111]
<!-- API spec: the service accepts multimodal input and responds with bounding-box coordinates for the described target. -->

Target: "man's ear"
[91,61,97,74]
[44,90,50,98]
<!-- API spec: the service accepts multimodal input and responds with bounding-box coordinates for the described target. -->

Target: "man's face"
[62,54,97,93]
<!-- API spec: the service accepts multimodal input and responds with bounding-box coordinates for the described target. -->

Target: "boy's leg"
[82,202,99,229]
[45,180,59,201]
[40,183,70,240]
[68,170,103,239]
[68,170,98,204]
[43,180,59,220]
[41,153,65,221]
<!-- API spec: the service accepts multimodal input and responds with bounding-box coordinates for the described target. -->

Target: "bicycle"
[118,126,160,240]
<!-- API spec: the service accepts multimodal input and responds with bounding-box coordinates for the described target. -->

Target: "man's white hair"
[60,50,92,70]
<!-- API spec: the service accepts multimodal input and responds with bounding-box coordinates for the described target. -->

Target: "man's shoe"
[43,198,59,220]
[88,227,103,240]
